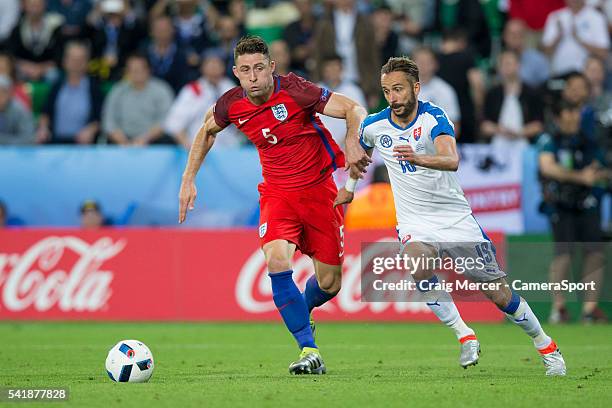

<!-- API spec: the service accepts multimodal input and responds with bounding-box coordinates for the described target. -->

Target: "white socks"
[505,297,552,350]
[422,288,474,341]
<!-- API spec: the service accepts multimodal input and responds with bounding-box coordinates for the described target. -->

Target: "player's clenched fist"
[178,179,197,223]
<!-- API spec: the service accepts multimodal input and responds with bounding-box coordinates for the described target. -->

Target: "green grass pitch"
[0,322,610,407]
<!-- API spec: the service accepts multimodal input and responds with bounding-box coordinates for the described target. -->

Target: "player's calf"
[304,260,342,312]
[264,240,317,354]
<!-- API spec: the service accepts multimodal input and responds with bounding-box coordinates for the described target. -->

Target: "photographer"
[537,100,610,324]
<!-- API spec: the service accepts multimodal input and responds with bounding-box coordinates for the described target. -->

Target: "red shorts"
[258,177,344,265]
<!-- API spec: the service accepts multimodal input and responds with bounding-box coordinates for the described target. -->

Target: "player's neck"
[390,105,418,128]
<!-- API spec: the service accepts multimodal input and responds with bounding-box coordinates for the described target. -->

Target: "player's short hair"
[234,36,270,63]
[381,56,420,84]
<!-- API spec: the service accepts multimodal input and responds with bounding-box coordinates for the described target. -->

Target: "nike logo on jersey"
[238,118,249,125]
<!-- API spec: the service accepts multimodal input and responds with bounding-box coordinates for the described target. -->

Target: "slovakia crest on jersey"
[271,103,288,121]
[413,127,422,141]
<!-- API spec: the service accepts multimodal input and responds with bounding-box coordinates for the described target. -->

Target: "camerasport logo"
[0,236,125,312]
[235,237,431,315]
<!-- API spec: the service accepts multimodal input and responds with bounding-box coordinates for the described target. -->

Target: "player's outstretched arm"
[393,134,459,171]
[178,106,224,223]
[322,93,370,174]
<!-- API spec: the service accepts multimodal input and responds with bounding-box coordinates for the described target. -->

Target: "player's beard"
[390,91,417,119]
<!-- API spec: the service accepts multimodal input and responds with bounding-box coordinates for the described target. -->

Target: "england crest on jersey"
[271,103,288,121]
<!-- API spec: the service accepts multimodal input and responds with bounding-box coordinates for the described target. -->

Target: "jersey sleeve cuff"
[431,125,455,140]
[359,137,373,150]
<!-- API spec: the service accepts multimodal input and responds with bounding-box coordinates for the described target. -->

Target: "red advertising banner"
[0,229,504,322]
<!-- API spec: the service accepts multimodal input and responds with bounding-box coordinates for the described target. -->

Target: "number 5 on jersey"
[262,128,278,145]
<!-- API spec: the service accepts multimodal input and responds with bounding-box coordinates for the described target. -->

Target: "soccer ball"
[105,340,154,383]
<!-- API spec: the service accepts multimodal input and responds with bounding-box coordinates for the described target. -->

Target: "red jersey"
[213,73,345,191]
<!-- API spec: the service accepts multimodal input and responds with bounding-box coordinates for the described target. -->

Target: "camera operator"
[537,100,610,324]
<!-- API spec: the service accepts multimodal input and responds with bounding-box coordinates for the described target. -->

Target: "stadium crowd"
[0,0,609,149]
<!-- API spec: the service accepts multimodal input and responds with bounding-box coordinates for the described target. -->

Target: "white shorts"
[396,214,507,282]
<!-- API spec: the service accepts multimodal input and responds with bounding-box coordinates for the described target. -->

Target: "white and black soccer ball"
[105,340,154,383]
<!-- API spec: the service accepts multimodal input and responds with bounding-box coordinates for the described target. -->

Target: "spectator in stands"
[0,0,20,50]
[164,52,240,148]
[434,0,492,59]
[9,0,64,82]
[372,5,399,66]
[145,15,190,93]
[36,42,103,144]
[508,0,565,32]
[312,0,380,108]
[102,53,174,145]
[150,0,214,69]
[0,75,36,145]
[270,40,292,76]
[80,200,105,229]
[283,0,316,75]
[481,50,544,147]
[583,56,612,118]
[412,46,461,128]
[216,15,242,79]
[345,164,397,230]
[317,54,366,147]
[541,0,609,77]
[502,19,551,88]
[88,0,145,80]
[436,28,484,143]
[47,0,93,41]
[392,0,435,56]
[561,72,596,139]
[0,52,32,111]
[537,100,608,323]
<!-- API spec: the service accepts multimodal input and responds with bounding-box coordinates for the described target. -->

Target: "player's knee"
[266,253,292,273]
[318,273,341,295]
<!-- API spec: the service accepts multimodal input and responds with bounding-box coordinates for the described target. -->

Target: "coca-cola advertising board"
[0,229,504,321]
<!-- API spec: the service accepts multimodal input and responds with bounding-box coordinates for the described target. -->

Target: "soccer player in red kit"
[178,36,368,374]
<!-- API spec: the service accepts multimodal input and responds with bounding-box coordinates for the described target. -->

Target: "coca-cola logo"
[0,236,125,312]
[235,237,431,315]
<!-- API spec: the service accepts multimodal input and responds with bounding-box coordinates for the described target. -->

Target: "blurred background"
[0,0,610,323]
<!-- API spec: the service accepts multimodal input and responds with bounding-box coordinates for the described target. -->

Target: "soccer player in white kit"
[337,56,566,376]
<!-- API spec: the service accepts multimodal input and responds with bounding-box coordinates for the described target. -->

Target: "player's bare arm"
[178,106,225,223]
[393,134,459,171]
[323,93,371,174]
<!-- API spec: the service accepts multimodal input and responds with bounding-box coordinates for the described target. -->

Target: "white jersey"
[360,101,474,233]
